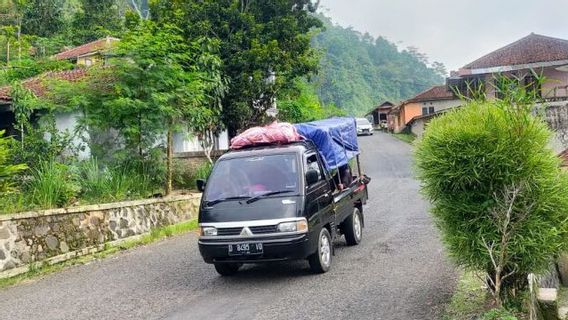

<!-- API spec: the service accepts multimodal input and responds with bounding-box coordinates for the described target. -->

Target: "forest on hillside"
[312,15,446,115]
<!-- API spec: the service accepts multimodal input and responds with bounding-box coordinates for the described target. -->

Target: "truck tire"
[308,228,332,273]
[214,263,240,276]
[344,207,363,246]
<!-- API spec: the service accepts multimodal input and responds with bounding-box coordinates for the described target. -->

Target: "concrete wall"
[0,195,200,276]
[50,111,228,156]
[410,100,462,138]
[545,102,568,153]
[419,99,462,114]
[173,130,229,153]
[401,102,422,126]
[54,111,91,159]
[390,102,422,133]
[410,118,426,137]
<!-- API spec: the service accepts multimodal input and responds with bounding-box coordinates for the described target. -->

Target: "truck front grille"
[249,225,278,234]
[216,225,278,236]
[217,227,243,236]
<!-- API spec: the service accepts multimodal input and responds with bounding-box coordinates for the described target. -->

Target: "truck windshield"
[204,154,299,202]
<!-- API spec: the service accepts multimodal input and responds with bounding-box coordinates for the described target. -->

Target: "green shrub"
[107,165,155,200]
[173,161,213,190]
[27,161,80,209]
[194,162,213,180]
[415,98,568,305]
[78,158,157,203]
[78,158,110,201]
[0,130,27,194]
[0,192,28,214]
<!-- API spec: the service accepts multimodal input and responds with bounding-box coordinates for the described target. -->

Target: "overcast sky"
[320,0,568,73]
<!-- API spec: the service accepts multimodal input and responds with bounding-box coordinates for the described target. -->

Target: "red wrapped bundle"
[230,122,303,150]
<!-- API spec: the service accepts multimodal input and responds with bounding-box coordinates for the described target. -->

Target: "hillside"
[311,15,446,115]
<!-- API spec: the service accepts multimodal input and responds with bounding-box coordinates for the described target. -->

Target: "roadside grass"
[443,271,527,320]
[0,219,198,289]
[391,132,416,144]
[444,271,490,320]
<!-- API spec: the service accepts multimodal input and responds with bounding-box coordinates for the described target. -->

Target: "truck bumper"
[198,234,313,264]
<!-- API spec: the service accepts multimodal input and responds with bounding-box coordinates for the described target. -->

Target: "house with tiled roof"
[391,33,568,139]
[0,69,89,136]
[0,37,229,157]
[0,68,92,158]
[449,33,568,152]
[365,101,395,128]
[406,86,462,136]
[0,69,88,103]
[449,33,568,103]
[387,85,462,134]
[54,36,119,66]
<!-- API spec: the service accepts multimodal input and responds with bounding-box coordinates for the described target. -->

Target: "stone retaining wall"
[0,194,200,274]
[545,102,568,153]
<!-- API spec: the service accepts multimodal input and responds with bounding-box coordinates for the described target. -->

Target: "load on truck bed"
[196,117,370,276]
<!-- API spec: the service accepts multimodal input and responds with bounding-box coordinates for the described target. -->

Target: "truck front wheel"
[344,207,363,245]
[308,228,332,273]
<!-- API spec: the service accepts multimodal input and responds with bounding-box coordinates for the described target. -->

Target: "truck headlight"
[200,227,218,236]
[277,219,308,233]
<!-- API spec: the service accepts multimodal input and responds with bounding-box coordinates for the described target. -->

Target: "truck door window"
[306,154,322,182]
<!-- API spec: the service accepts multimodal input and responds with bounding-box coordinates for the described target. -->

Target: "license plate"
[228,243,263,256]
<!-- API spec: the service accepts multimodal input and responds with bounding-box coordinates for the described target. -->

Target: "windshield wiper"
[244,190,294,204]
[206,196,249,207]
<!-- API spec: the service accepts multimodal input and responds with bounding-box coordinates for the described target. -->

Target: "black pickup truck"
[197,139,369,276]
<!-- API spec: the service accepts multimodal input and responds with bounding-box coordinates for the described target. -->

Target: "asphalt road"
[0,132,457,320]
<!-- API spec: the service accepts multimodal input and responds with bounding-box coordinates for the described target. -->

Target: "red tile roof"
[407,85,455,103]
[54,37,119,61]
[463,33,568,70]
[0,69,88,102]
[365,101,396,116]
[377,101,395,109]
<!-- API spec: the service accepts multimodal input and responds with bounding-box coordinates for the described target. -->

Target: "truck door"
[304,153,333,225]
[334,188,353,223]
[332,166,356,223]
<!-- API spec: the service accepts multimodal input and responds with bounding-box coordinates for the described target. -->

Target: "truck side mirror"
[305,170,320,186]
[196,179,206,192]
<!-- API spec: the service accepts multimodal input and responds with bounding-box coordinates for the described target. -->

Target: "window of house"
[449,77,484,98]
[84,59,93,66]
[422,107,435,115]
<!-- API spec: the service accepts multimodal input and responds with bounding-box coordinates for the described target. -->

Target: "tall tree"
[70,0,123,44]
[76,21,225,194]
[20,0,64,37]
[152,0,322,136]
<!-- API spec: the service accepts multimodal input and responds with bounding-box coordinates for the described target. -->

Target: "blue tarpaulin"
[294,117,359,171]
